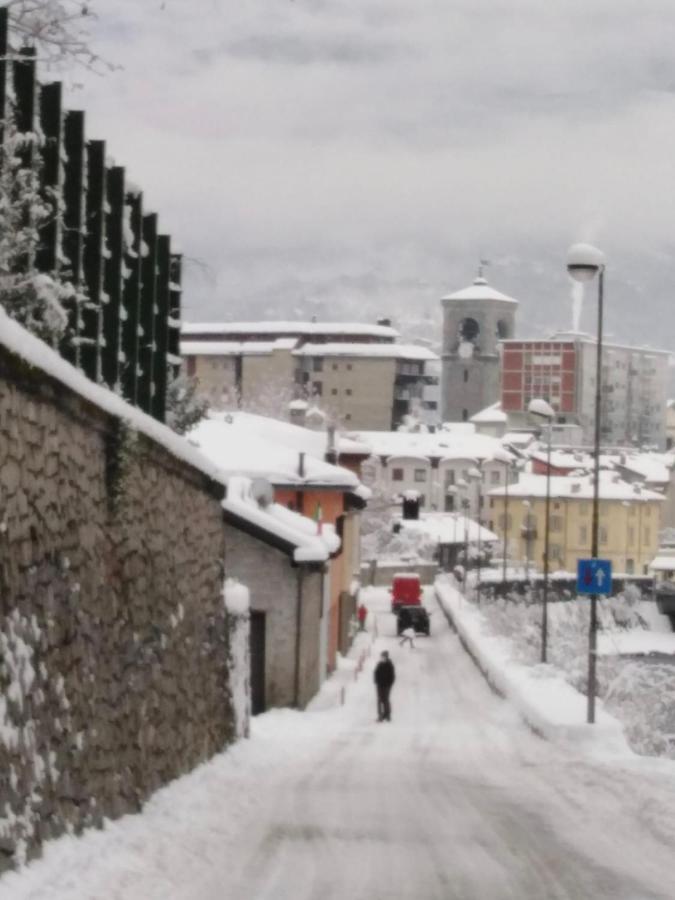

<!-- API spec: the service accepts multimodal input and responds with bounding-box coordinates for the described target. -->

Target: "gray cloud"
[63,0,675,350]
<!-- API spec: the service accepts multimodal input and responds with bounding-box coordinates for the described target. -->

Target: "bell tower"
[440,270,518,422]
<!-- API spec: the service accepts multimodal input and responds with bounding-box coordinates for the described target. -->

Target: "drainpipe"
[294,567,304,709]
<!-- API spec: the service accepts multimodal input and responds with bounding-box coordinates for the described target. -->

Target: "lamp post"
[468,465,483,603]
[528,397,555,663]
[567,241,606,724]
[522,499,532,584]
[493,449,515,586]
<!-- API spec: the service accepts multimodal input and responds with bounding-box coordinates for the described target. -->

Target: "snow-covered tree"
[166,374,210,435]
[5,0,106,71]
[0,123,72,344]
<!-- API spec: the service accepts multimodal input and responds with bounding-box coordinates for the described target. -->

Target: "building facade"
[441,276,518,423]
[181,321,439,430]
[501,333,669,449]
[488,472,663,575]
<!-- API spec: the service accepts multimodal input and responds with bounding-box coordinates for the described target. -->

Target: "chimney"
[298,452,306,478]
[326,424,337,464]
[377,317,391,328]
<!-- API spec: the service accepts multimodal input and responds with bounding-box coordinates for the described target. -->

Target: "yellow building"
[487,472,663,576]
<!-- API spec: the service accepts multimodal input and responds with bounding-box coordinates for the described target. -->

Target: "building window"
[498,514,512,530]
[345,413,351,421]
[550,543,563,560]
[463,369,468,383]
[414,469,426,483]
[490,470,500,485]
[550,515,563,533]
[312,357,323,372]
[392,468,404,481]
[332,363,339,370]
[346,388,352,396]
[644,527,651,543]
[579,525,588,544]
[445,470,455,487]
[600,525,608,544]
[312,381,323,396]
[347,363,352,370]
[331,388,338,395]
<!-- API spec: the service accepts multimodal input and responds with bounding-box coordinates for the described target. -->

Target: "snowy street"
[4,587,675,900]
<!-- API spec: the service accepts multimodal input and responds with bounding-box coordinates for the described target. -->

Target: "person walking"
[374,650,395,722]
[357,603,367,631]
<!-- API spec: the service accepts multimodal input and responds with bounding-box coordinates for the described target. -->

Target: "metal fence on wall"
[0,7,182,423]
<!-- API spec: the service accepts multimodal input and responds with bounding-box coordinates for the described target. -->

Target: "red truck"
[390,573,430,636]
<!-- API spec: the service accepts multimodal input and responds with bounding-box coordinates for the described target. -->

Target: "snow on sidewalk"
[434,575,632,758]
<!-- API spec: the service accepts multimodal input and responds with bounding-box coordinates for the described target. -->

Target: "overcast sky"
[64,0,675,343]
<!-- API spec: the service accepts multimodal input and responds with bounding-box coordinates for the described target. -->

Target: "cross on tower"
[477,258,490,279]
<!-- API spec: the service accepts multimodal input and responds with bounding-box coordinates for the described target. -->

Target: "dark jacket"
[374,658,395,689]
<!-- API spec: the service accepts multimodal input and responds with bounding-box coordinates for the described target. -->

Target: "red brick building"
[501,340,578,418]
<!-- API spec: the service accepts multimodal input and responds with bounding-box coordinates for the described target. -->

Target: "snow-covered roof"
[616,454,673,485]
[529,448,595,471]
[223,476,340,563]
[487,471,664,503]
[189,413,369,491]
[597,631,675,656]
[503,431,537,447]
[181,320,400,340]
[349,428,509,463]
[214,410,371,457]
[470,402,507,424]
[180,339,297,356]
[0,307,225,486]
[441,277,518,305]
[397,514,499,545]
[293,342,438,362]
[649,554,675,572]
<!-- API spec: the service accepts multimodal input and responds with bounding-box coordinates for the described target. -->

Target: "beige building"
[181,321,439,430]
[487,471,663,576]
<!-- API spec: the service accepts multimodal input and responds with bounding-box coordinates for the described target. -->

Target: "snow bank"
[223,579,250,739]
[435,578,632,759]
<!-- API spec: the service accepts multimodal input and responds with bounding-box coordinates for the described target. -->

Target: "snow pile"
[435,578,631,757]
[223,579,251,740]
[223,578,250,617]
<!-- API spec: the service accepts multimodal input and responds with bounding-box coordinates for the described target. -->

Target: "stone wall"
[0,345,234,870]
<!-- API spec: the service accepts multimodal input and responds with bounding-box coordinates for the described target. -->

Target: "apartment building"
[487,471,663,575]
[501,332,669,449]
[181,321,439,430]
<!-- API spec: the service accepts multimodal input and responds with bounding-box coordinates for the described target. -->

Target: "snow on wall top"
[442,277,518,305]
[181,321,400,340]
[293,342,438,361]
[488,471,664,502]
[223,476,340,563]
[0,308,225,486]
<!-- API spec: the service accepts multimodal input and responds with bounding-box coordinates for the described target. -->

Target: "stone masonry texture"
[0,346,234,872]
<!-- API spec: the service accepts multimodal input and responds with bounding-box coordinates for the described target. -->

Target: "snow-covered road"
[4,586,675,900]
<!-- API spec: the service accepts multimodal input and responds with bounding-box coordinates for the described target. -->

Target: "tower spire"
[477,257,490,281]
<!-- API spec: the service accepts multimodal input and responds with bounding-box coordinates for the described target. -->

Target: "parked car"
[396,605,430,636]
[390,573,422,611]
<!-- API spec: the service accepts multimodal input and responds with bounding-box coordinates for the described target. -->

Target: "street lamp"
[528,397,555,663]
[468,465,483,603]
[522,499,532,584]
[567,241,606,724]
[492,448,515,586]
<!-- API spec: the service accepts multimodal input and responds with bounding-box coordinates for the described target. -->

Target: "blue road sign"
[577,559,612,595]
